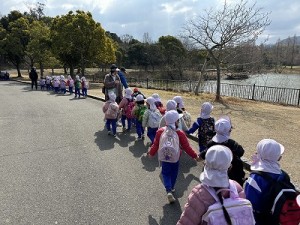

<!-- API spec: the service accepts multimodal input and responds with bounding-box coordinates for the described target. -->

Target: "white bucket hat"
[136,94,144,102]
[173,96,184,108]
[200,145,233,188]
[152,93,161,102]
[212,117,232,143]
[146,97,157,110]
[200,102,213,119]
[124,88,133,99]
[251,139,284,174]
[165,110,183,125]
[108,92,116,102]
[166,100,177,111]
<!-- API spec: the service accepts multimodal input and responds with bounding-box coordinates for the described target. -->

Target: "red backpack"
[125,98,135,119]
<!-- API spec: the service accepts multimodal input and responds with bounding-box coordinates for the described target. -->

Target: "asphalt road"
[0,81,202,225]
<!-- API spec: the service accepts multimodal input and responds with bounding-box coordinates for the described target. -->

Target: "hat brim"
[212,134,229,143]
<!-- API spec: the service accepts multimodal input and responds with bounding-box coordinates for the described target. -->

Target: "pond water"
[221,73,300,89]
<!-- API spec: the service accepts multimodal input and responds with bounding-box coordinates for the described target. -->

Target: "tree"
[182,0,270,101]
[158,35,186,79]
[0,14,30,77]
[51,10,116,77]
[26,20,52,77]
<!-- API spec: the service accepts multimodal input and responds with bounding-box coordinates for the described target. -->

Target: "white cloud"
[0,0,299,43]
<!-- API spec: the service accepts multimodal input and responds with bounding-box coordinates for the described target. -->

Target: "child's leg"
[106,119,111,132]
[121,115,126,128]
[111,119,117,135]
[147,127,158,144]
[170,161,180,191]
[127,118,132,130]
[136,121,142,138]
[161,161,174,193]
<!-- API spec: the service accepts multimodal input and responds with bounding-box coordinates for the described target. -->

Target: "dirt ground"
[136,88,300,188]
[10,73,300,188]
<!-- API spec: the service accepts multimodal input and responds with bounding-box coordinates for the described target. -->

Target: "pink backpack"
[158,127,180,163]
[202,180,255,225]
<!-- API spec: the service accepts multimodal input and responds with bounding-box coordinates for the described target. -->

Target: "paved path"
[0,81,201,225]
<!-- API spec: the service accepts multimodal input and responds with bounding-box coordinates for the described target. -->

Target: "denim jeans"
[69,87,73,94]
[82,88,87,96]
[75,87,81,97]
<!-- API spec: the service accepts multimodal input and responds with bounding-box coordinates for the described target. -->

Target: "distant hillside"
[279,36,300,45]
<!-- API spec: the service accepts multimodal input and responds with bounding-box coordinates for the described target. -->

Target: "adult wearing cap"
[177,145,245,225]
[200,116,245,186]
[147,110,200,203]
[245,139,296,225]
[117,67,128,89]
[104,64,123,103]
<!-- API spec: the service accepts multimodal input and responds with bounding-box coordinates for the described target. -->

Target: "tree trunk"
[215,64,221,101]
[194,57,208,95]
[16,64,22,78]
[39,62,44,78]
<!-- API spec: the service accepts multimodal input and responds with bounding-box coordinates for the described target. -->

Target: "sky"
[1,0,300,44]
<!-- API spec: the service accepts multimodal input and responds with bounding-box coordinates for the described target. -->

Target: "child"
[173,96,192,128]
[177,145,246,224]
[46,76,51,91]
[53,76,60,93]
[118,88,134,132]
[159,100,188,131]
[244,139,298,225]
[81,76,88,97]
[147,110,200,203]
[60,75,66,94]
[186,102,215,153]
[39,76,46,91]
[74,75,81,98]
[201,116,246,186]
[142,97,162,145]
[152,93,166,115]
[132,87,146,99]
[66,75,74,94]
[132,94,147,140]
[102,92,119,137]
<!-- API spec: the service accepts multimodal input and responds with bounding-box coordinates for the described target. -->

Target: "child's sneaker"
[113,133,117,137]
[171,188,176,193]
[136,136,143,141]
[142,134,145,140]
[167,192,176,204]
[107,131,111,135]
[122,127,126,132]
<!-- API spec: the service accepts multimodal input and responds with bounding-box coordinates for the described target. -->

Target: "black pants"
[31,79,37,90]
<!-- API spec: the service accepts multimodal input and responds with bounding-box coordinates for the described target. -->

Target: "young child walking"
[74,75,81,98]
[118,88,134,132]
[142,96,162,145]
[186,102,215,153]
[102,92,119,137]
[147,110,200,203]
[66,75,74,94]
[173,96,192,128]
[132,94,147,140]
[81,76,88,97]
[60,75,66,94]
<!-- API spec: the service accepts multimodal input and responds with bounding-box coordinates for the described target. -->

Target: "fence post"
[146,78,149,89]
[252,84,256,100]
[189,80,192,92]
[298,89,300,106]
[166,79,168,90]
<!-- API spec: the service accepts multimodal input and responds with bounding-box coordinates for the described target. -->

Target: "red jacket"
[148,127,198,159]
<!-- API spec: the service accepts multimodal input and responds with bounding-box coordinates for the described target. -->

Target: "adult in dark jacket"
[29,67,38,90]
[199,116,245,186]
[104,64,123,103]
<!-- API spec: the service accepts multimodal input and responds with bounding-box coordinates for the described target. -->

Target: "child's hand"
[146,152,153,158]
[195,156,202,162]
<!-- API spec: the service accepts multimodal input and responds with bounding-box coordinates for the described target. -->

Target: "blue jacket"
[245,171,287,225]
[118,71,128,89]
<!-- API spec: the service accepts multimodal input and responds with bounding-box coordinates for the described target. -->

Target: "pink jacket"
[102,101,119,119]
[176,180,245,225]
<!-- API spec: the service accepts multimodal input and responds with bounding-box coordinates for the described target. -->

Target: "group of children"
[38,74,88,98]
[102,86,299,225]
